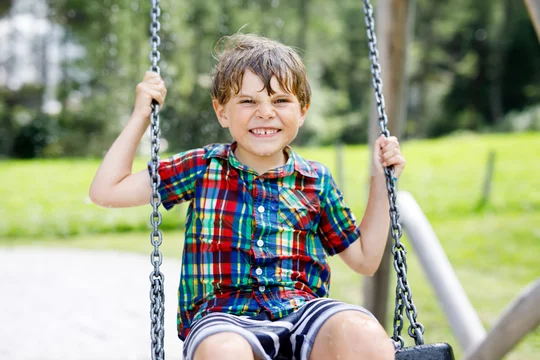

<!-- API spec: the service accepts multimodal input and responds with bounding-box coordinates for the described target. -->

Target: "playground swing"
[145,0,455,359]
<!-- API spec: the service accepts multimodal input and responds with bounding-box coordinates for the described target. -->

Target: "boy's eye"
[240,99,254,104]
[275,98,290,104]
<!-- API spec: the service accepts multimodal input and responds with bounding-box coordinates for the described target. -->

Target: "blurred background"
[1,0,539,156]
[0,0,539,359]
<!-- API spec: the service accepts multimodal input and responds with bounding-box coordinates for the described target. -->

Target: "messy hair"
[211,34,311,108]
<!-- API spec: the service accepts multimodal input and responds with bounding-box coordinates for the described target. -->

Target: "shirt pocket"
[278,187,320,230]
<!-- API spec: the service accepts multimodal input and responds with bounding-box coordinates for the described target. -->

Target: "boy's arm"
[338,175,390,276]
[338,135,405,276]
[89,71,167,208]
[88,113,152,208]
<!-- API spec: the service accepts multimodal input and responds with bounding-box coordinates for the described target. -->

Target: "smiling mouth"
[249,128,281,135]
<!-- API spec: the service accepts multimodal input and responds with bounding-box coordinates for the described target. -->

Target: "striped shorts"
[183,298,391,360]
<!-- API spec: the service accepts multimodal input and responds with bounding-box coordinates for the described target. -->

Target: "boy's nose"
[256,102,276,119]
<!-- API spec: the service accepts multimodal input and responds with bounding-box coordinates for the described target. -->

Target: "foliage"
[411,0,540,137]
[498,104,540,132]
[0,85,56,158]
[0,1,12,17]
[1,0,540,157]
[11,112,56,158]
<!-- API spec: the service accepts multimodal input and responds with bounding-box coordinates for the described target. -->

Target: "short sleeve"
[317,170,361,255]
[147,148,208,210]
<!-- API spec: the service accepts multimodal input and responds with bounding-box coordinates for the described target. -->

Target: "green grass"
[0,157,188,237]
[1,132,539,359]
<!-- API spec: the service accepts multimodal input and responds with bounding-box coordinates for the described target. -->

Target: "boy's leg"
[193,331,254,360]
[288,298,397,360]
[183,312,275,360]
[309,310,395,360]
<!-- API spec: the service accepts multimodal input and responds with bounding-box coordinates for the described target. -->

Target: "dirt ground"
[0,247,183,360]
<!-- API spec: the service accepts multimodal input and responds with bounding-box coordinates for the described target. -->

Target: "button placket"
[252,175,271,296]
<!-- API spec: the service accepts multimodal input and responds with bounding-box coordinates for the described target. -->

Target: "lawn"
[1,132,539,359]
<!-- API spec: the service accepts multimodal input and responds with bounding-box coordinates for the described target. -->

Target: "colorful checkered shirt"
[151,143,360,340]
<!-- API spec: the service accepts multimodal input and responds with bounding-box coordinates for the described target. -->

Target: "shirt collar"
[286,147,319,178]
[204,142,318,179]
[203,143,230,160]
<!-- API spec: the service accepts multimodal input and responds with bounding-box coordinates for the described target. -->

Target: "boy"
[90,34,404,360]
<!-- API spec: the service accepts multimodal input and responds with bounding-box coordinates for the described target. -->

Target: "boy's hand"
[133,71,167,120]
[372,135,405,179]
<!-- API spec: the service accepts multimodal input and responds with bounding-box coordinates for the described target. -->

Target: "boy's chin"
[240,144,284,159]
[251,143,286,155]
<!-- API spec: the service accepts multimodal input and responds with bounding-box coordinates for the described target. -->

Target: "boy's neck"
[233,147,288,175]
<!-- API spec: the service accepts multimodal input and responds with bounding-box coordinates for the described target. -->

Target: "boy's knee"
[193,332,254,360]
[316,311,394,359]
[340,313,394,357]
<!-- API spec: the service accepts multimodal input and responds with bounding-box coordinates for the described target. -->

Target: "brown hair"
[211,34,311,108]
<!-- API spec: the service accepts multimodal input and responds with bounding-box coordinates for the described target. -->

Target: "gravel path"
[0,247,184,360]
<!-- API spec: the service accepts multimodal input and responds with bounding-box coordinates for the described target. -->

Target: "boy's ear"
[298,103,310,127]
[213,99,229,128]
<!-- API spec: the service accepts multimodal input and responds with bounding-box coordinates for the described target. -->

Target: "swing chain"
[149,1,165,359]
[362,0,425,348]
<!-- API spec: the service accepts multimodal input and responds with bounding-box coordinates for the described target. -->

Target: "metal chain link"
[362,0,425,348]
[148,1,165,359]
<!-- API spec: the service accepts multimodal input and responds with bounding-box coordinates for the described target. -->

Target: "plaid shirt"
[152,143,360,340]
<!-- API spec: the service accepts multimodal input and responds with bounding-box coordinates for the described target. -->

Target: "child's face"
[213,70,309,171]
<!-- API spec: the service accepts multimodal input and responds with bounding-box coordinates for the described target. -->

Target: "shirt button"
[259,285,266,292]
[257,240,264,247]
[257,205,265,213]
[255,268,263,275]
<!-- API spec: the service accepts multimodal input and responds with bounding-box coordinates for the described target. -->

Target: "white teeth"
[252,128,278,135]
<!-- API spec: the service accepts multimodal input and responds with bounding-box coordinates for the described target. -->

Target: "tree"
[0,1,12,17]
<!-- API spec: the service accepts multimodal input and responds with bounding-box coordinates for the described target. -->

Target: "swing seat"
[272,342,455,360]
[396,342,455,360]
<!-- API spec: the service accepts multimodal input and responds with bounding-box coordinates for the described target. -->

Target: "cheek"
[227,111,250,132]
[278,109,302,125]
[233,107,255,121]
